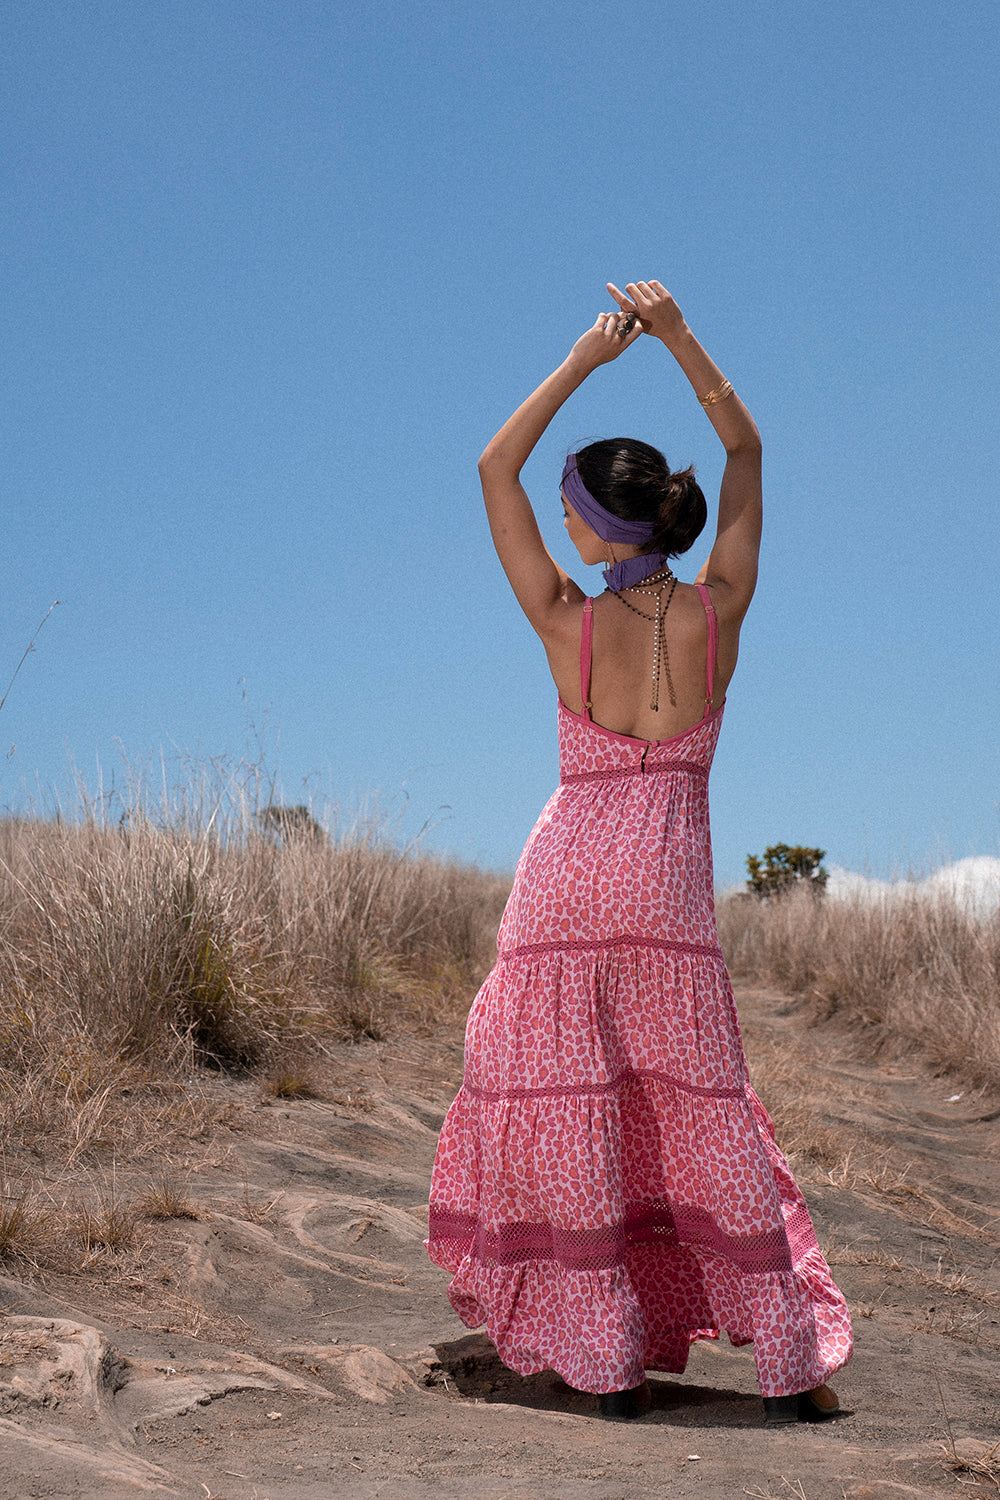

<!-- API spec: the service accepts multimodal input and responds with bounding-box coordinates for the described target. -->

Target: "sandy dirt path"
[1,985,998,1499]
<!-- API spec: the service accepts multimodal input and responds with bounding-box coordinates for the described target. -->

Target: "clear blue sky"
[3,0,998,885]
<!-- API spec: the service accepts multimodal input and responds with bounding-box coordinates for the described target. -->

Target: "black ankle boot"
[762,1394,799,1423]
[763,1385,840,1424]
[598,1381,651,1421]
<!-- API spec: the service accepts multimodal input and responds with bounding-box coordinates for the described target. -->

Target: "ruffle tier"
[427,1240,852,1397]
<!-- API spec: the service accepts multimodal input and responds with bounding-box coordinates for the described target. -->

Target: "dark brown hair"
[574,438,707,558]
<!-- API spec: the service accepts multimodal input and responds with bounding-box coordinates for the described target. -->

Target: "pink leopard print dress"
[426,588,852,1398]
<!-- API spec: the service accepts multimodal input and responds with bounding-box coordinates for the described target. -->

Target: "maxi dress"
[426,587,853,1397]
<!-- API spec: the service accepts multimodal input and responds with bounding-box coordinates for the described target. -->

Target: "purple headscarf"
[561,453,670,591]
[560,454,655,544]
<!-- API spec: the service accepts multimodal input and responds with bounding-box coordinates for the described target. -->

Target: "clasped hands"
[570,280,687,370]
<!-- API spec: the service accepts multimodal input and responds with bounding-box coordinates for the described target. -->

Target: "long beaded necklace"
[606,564,678,711]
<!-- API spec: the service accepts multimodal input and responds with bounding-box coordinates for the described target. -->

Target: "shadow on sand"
[434,1332,764,1426]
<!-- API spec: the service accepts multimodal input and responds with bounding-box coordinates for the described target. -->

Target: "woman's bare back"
[544,582,737,743]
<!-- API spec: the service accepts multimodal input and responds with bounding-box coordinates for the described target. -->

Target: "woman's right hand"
[567,310,642,372]
[607,281,687,346]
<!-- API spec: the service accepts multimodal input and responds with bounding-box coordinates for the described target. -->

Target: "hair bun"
[652,464,707,557]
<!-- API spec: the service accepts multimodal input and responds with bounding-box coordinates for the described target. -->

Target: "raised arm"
[608,282,762,624]
[478,312,641,636]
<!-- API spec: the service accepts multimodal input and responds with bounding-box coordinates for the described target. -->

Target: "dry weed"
[826,1243,903,1271]
[74,1175,143,1256]
[915,1258,999,1305]
[921,1308,996,1345]
[853,1289,888,1319]
[820,1147,931,1204]
[321,1088,372,1113]
[238,1170,285,1225]
[139,1175,198,1220]
[338,1004,386,1042]
[744,1035,856,1168]
[280,1089,374,1120]
[936,1372,1000,1489]
[0,1176,53,1265]
[940,1445,1000,1492]
[0,787,508,1165]
[826,1244,999,1326]
[718,886,1000,1090]
[264,1068,319,1100]
[744,1481,809,1500]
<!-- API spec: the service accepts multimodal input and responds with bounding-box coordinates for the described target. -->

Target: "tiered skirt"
[427,942,853,1397]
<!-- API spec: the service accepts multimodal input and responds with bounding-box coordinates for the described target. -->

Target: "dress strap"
[580,598,594,720]
[694,584,718,716]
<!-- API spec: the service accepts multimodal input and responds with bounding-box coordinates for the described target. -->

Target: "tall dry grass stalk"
[718,887,1000,1089]
[0,778,509,1162]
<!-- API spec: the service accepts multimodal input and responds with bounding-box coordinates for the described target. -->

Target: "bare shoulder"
[698,574,755,631]
[694,578,750,699]
[531,577,589,648]
[537,590,592,710]
[662,578,721,630]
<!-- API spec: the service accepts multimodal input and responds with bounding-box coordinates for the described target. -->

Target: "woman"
[426,280,852,1423]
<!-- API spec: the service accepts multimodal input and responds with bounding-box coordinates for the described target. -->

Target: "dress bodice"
[556,698,724,784]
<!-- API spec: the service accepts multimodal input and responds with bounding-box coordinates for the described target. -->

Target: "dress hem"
[427,1238,850,1397]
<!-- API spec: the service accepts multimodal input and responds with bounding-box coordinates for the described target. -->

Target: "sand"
[1,985,998,1499]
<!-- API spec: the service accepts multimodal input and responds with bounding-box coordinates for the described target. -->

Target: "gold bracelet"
[699,379,734,408]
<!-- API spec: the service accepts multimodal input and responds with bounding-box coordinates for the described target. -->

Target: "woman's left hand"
[567,311,642,372]
[607,281,687,346]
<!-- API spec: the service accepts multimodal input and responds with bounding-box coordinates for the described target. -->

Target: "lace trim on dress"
[561,759,709,786]
[427,1201,817,1275]
[498,937,725,963]
[462,1067,746,1102]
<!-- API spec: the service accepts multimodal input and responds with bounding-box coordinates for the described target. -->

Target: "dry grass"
[263,1068,320,1100]
[139,1174,199,1220]
[743,1481,809,1500]
[915,1259,1000,1306]
[740,1029,859,1168]
[0,1166,180,1272]
[0,783,509,1165]
[938,1442,1000,1492]
[0,1175,53,1265]
[718,886,1000,1090]
[74,1170,144,1257]
[826,1243,905,1271]
[75,1196,142,1257]
[238,1171,285,1225]
[936,1372,1000,1489]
